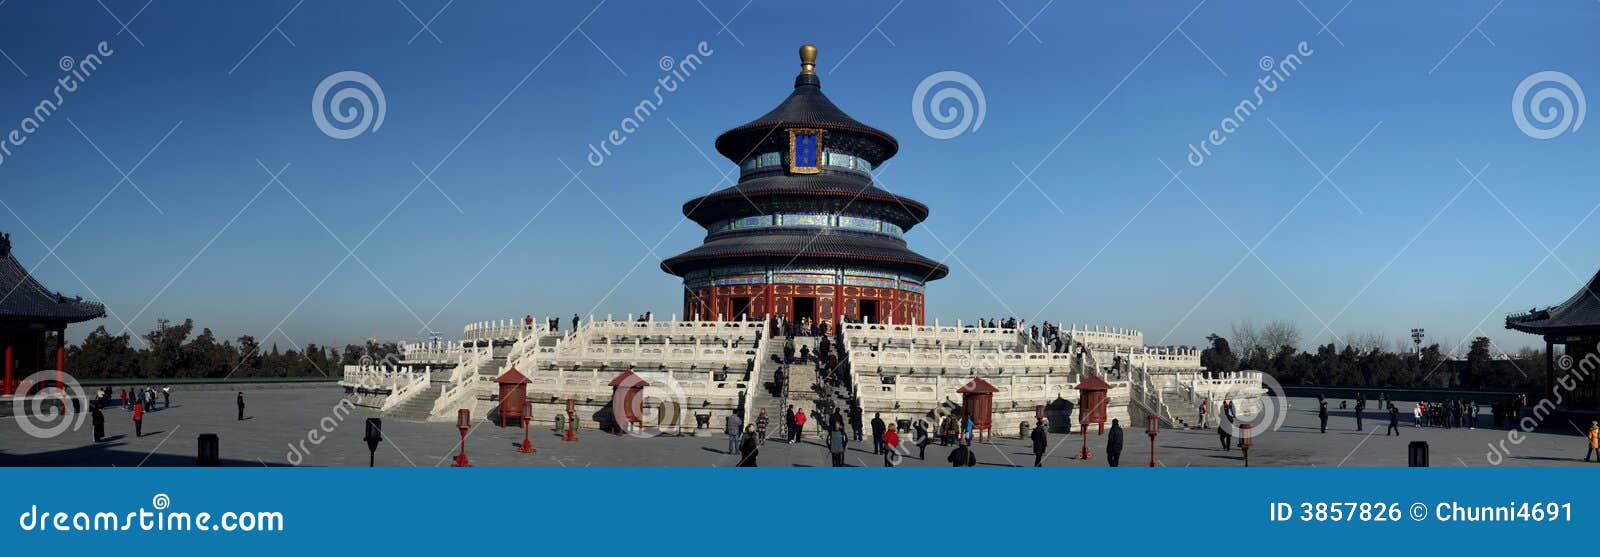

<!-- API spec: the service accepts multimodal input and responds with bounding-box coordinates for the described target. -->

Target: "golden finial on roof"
[799,44,817,75]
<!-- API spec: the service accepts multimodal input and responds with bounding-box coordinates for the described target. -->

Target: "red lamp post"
[518,401,536,454]
[1239,423,1253,467]
[451,408,472,467]
[562,398,578,442]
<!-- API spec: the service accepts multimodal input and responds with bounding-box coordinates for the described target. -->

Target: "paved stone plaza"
[3,387,1594,467]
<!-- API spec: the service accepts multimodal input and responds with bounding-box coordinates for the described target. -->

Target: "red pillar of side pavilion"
[3,332,13,396]
[56,328,65,407]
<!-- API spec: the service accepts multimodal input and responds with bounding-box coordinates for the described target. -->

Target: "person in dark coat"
[947,440,976,467]
[1030,419,1048,467]
[870,413,887,454]
[848,406,864,442]
[784,404,798,443]
[737,425,759,467]
[90,404,105,442]
[1217,423,1232,451]
[914,420,931,459]
[1354,395,1365,431]
[1386,404,1400,436]
[1318,400,1329,433]
[1106,418,1124,467]
[236,392,246,421]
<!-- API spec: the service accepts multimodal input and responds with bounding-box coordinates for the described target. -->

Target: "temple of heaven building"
[661,44,947,327]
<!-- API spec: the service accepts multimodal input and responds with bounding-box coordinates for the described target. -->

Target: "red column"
[3,333,12,396]
[57,329,65,405]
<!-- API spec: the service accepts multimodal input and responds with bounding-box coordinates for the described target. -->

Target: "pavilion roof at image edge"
[0,235,105,324]
[1506,267,1600,336]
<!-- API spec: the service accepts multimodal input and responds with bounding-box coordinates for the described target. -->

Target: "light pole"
[1411,328,1425,361]
[452,409,472,467]
[518,401,536,454]
[1146,414,1160,467]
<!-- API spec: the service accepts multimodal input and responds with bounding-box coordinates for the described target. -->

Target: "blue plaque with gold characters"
[788,128,824,174]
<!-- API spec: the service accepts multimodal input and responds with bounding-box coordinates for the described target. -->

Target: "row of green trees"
[1199,320,1543,391]
[66,318,400,379]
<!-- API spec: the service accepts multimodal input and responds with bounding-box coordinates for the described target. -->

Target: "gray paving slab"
[2,389,1594,468]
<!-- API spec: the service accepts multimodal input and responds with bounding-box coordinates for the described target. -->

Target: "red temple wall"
[684,283,924,327]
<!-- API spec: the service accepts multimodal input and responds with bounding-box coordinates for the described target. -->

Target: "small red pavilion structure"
[1076,375,1111,434]
[957,377,1000,442]
[494,368,530,427]
[608,369,649,433]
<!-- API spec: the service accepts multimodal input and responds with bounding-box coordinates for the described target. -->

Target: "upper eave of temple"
[681,173,930,228]
[713,46,898,165]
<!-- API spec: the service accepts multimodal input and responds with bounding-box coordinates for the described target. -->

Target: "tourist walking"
[756,409,770,445]
[914,420,930,459]
[737,424,759,467]
[161,386,170,409]
[1318,400,1328,433]
[792,408,807,444]
[236,392,246,421]
[90,404,105,442]
[1386,404,1400,436]
[1107,418,1124,467]
[1217,421,1232,452]
[848,405,864,442]
[132,401,144,437]
[883,427,899,467]
[725,412,743,454]
[1354,396,1365,431]
[1586,422,1599,462]
[827,424,848,467]
[870,413,887,454]
[1413,403,1423,427]
[1030,418,1048,467]
[571,313,580,332]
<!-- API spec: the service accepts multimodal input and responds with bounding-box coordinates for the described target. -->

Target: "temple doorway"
[731,297,752,320]
[859,299,879,324]
[792,297,816,324]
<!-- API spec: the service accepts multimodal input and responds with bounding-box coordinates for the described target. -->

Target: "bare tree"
[1260,320,1302,357]
[1230,320,1260,362]
[1347,331,1386,354]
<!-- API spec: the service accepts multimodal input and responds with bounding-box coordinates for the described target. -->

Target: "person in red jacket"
[883,427,900,467]
[792,409,807,444]
[132,402,144,437]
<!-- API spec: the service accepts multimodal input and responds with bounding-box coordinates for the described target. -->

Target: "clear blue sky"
[0,1,1596,356]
